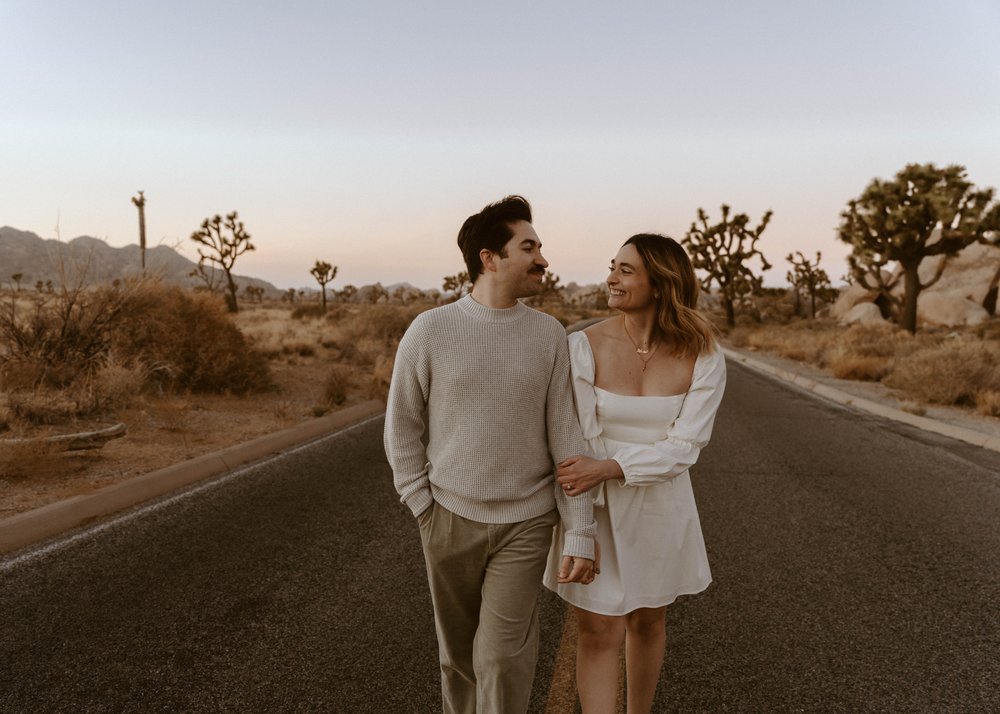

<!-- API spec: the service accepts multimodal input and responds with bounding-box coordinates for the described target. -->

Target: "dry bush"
[112,282,271,394]
[321,365,352,407]
[825,349,892,381]
[884,341,1000,406]
[3,390,77,425]
[738,322,839,363]
[77,355,148,414]
[975,390,1000,417]
[370,354,394,401]
[291,304,327,320]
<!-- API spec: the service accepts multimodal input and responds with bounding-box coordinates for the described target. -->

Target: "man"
[384,195,596,714]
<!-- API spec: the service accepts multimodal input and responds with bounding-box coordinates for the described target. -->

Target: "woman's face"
[607,243,656,312]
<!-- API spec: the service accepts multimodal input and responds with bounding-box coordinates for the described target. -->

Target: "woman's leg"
[623,606,667,714]
[574,606,625,714]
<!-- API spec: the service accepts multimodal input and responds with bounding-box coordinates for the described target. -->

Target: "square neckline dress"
[543,330,727,616]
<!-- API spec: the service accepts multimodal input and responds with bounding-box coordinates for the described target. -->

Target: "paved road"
[2,362,999,712]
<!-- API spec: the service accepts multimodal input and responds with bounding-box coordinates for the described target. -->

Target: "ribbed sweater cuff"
[562,533,595,561]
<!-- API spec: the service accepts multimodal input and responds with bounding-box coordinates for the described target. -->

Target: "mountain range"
[0,227,281,296]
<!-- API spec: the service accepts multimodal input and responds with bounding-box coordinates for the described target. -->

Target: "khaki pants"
[418,502,559,714]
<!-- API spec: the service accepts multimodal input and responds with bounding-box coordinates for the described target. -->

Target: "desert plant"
[683,205,773,327]
[310,260,338,309]
[190,211,255,313]
[321,365,352,407]
[442,272,470,301]
[839,163,1000,333]
[131,190,147,271]
[786,251,835,319]
[884,341,1000,406]
[111,282,271,394]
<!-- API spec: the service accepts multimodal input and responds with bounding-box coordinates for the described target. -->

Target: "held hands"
[557,540,602,585]
[557,455,624,497]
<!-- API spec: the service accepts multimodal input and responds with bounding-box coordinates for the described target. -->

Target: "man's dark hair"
[457,195,532,283]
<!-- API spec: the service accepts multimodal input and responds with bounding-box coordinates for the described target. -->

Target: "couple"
[384,195,726,714]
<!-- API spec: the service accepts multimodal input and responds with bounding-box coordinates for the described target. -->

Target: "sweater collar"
[458,294,527,323]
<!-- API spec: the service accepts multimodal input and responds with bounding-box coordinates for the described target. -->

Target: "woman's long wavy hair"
[623,233,717,357]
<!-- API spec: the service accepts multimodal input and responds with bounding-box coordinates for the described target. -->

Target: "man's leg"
[420,503,490,714]
[473,509,560,714]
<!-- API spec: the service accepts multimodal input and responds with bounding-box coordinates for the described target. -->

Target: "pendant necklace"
[622,315,659,372]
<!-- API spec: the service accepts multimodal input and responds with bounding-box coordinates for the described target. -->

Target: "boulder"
[917,293,990,327]
[840,302,886,326]
[912,241,1000,306]
[831,283,881,319]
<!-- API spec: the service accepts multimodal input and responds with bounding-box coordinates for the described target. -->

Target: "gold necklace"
[622,316,659,371]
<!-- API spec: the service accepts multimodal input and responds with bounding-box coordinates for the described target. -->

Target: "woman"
[543,233,726,713]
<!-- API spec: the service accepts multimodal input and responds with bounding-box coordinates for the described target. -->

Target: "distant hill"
[0,226,281,297]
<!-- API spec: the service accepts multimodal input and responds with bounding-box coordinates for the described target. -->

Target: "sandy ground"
[0,355,375,519]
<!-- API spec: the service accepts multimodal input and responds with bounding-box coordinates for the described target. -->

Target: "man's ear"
[480,248,497,273]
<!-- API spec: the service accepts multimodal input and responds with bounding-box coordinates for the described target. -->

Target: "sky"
[3,0,999,291]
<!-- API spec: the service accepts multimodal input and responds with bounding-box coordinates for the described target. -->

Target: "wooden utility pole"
[131,190,147,270]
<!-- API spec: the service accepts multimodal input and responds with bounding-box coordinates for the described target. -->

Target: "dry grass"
[726,313,1000,417]
[884,341,1000,407]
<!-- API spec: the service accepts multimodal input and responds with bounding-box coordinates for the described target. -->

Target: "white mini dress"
[543,330,727,615]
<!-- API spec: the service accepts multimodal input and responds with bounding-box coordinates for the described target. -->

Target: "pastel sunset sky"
[3,1,999,290]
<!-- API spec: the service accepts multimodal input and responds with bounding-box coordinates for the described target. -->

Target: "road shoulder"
[0,400,385,556]
[723,345,1000,454]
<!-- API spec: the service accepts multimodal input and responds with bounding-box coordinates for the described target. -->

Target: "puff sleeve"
[567,331,608,460]
[612,346,727,486]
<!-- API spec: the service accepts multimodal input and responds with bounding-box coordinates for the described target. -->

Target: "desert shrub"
[885,342,1000,406]
[281,342,316,357]
[339,304,427,345]
[825,349,891,381]
[321,365,352,407]
[78,355,148,413]
[975,390,1000,417]
[111,282,271,394]
[4,390,77,425]
[836,324,916,358]
[973,319,1000,342]
[370,354,394,400]
[0,279,143,387]
[740,322,838,364]
[291,304,327,320]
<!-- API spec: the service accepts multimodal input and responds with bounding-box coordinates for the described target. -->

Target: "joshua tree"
[190,211,255,313]
[131,190,147,271]
[442,272,470,301]
[683,205,772,327]
[839,163,999,333]
[337,284,358,303]
[786,251,834,319]
[10,273,23,292]
[310,260,338,309]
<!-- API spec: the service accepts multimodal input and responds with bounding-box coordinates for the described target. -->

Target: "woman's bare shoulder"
[583,317,617,347]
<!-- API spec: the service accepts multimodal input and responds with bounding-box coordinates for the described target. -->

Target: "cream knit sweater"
[384,295,596,560]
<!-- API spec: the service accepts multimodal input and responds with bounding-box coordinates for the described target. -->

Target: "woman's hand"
[556,455,624,496]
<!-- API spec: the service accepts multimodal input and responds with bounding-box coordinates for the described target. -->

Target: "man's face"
[492,220,549,298]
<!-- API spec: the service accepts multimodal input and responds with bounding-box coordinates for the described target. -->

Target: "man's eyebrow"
[521,238,541,248]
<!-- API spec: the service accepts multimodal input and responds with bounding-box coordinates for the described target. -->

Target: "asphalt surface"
[2,362,1000,712]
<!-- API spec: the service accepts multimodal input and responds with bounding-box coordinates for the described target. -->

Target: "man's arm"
[546,331,596,562]
[383,337,433,517]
